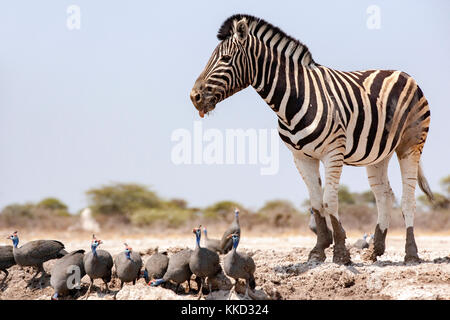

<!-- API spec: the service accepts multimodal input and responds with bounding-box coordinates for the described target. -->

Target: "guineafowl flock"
[0,208,262,300]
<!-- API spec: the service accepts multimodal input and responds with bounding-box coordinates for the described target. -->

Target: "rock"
[115,282,189,300]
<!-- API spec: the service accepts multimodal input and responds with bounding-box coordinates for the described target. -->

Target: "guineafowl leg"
[244,280,250,299]
[227,280,236,300]
[197,278,204,300]
[37,266,48,289]
[84,278,94,300]
[28,266,41,284]
[120,280,123,290]
[175,283,180,294]
[103,279,110,293]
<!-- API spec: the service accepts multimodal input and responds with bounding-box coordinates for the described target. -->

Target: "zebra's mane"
[217,14,315,65]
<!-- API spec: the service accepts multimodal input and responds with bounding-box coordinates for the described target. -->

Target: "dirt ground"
[1,230,449,300]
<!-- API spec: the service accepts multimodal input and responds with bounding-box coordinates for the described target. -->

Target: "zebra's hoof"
[404,254,421,264]
[307,248,326,263]
[332,245,352,265]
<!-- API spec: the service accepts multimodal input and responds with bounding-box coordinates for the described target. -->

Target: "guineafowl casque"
[353,234,369,249]
[7,231,66,287]
[114,243,142,289]
[189,226,221,299]
[203,227,222,254]
[83,235,113,299]
[224,233,256,299]
[0,245,15,282]
[50,249,86,300]
[150,248,196,294]
[220,208,241,254]
[143,248,169,284]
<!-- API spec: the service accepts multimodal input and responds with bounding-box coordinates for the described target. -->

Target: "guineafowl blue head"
[227,233,240,249]
[363,233,368,240]
[124,243,132,259]
[203,227,208,236]
[91,234,102,255]
[193,225,202,246]
[7,231,19,248]
[235,208,240,217]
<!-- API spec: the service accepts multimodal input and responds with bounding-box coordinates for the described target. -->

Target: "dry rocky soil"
[0,231,449,300]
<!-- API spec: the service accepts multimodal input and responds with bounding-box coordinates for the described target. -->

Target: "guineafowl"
[0,245,15,282]
[189,226,221,299]
[203,227,222,254]
[83,235,113,299]
[353,234,369,249]
[220,208,241,254]
[143,248,169,283]
[368,234,374,246]
[50,249,86,300]
[114,243,142,289]
[224,233,256,299]
[7,231,66,287]
[151,248,195,294]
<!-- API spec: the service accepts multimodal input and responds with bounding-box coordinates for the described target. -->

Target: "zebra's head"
[190,15,251,118]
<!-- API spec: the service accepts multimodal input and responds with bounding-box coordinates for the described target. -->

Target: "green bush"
[256,199,304,227]
[130,208,194,228]
[1,203,35,218]
[203,201,242,219]
[418,192,450,210]
[36,197,70,216]
[163,198,188,209]
[86,183,162,216]
[338,185,355,205]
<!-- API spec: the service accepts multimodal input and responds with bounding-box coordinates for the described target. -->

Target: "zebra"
[190,14,433,264]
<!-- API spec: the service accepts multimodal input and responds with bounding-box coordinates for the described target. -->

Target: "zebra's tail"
[417,162,434,202]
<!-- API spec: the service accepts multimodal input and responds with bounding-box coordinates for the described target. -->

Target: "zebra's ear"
[234,18,249,43]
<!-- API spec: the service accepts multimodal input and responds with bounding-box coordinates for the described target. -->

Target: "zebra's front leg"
[365,157,393,262]
[322,154,352,265]
[294,157,332,263]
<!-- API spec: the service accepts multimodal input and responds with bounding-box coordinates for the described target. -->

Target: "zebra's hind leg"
[397,151,423,264]
[323,152,351,265]
[365,157,394,262]
[294,157,332,263]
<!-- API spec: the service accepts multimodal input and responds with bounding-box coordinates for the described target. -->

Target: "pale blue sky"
[0,1,449,213]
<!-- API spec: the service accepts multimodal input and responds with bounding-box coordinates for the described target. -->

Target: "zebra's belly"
[283,132,398,167]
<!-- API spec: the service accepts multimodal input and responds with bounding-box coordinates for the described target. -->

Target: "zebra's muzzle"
[190,89,217,118]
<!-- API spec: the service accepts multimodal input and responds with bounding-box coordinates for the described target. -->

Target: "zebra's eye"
[220,55,232,63]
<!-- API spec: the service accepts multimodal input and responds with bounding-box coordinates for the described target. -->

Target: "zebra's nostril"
[195,94,201,102]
